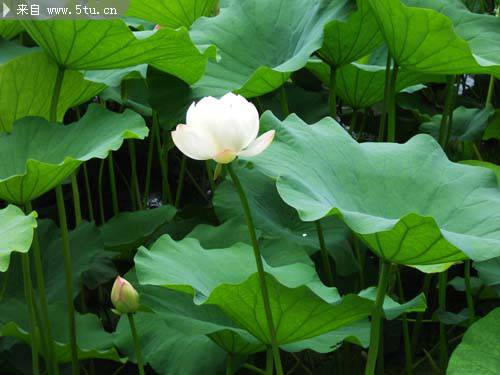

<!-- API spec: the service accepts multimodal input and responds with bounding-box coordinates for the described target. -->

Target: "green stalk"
[438,75,456,148]
[349,110,359,136]
[108,154,119,216]
[82,164,95,222]
[21,253,40,375]
[280,84,290,117]
[438,271,448,373]
[377,53,392,141]
[387,61,399,143]
[464,260,475,325]
[485,7,499,105]
[265,347,274,375]
[396,268,413,375]
[205,161,216,195]
[128,140,142,210]
[244,363,268,375]
[352,235,365,289]
[55,186,79,375]
[97,159,106,224]
[70,173,82,226]
[315,220,334,286]
[226,354,233,375]
[155,123,172,204]
[127,313,145,375]
[143,116,157,204]
[227,164,283,375]
[411,274,432,353]
[328,66,337,119]
[25,201,58,375]
[175,155,187,208]
[365,260,391,375]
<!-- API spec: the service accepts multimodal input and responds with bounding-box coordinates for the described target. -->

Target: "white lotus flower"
[171,93,275,164]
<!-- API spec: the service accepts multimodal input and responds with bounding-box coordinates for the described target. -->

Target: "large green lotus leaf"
[100,205,177,253]
[366,0,500,77]
[307,59,440,109]
[188,0,352,97]
[135,235,374,345]
[0,50,105,132]
[474,257,500,296]
[318,0,382,67]
[0,104,147,205]
[460,161,500,188]
[214,167,358,275]
[126,0,218,28]
[0,21,23,39]
[404,0,500,76]
[484,109,500,141]
[21,20,210,84]
[0,205,37,272]
[0,300,123,363]
[420,105,495,143]
[248,112,500,267]
[447,308,500,375]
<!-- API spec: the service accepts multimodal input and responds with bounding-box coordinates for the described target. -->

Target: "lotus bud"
[111,276,140,314]
[171,93,275,165]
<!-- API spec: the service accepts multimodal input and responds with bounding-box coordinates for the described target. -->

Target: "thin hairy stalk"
[280,85,290,117]
[411,274,433,353]
[329,66,337,119]
[25,201,58,375]
[438,271,448,373]
[377,53,392,141]
[108,154,119,216]
[438,75,456,147]
[315,220,334,286]
[127,313,145,375]
[227,164,283,375]
[464,260,475,325]
[396,268,413,375]
[365,260,391,375]
[55,186,79,375]
[21,254,40,375]
[175,155,187,208]
[387,61,399,143]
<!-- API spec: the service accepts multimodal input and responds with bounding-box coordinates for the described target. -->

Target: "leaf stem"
[265,346,273,375]
[280,84,290,117]
[411,274,433,353]
[21,253,40,375]
[226,354,233,375]
[438,75,456,148]
[315,220,334,286]
[82,164,95,223]
[128,140,142,210]
[365,260,391,375]
[98,159,106,224]
[55,185,79,375]
[387,61,399,143]
[70,173,82,226]
[377,53,392,141]
[155,121,172,204]
[25,201,58,375]
[244,363,268,375]
[396,267,413,375]
[227,164,283,375]
[329,66,337,119]
[108,154,119,216]
[127,313,145,375]
[485,7,499,105]
[464,260,475,325]
[143,116,157,205]
[438,271,448,373]
[352,235,365,289]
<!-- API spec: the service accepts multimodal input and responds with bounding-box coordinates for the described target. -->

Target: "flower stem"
[396,267,413,375]
[55,185,79,375]
[227,164,283,375]
[205,161,216,195]
[175,155,187,208]
[438,271,448,373]
[108,154,119,216]
[387,61,399,143]
[21,253,40,375]
[365,260,391,375]
[328,66,337,119]
[464,260,475,325]
[315,220,334,286]
[70,173,82,226]
[280,84,290,118]
[127,313,145,375]
[25,201,58,375]
[377,53,392,142]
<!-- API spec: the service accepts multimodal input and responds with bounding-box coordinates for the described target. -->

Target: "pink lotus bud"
[111,276,140,314]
